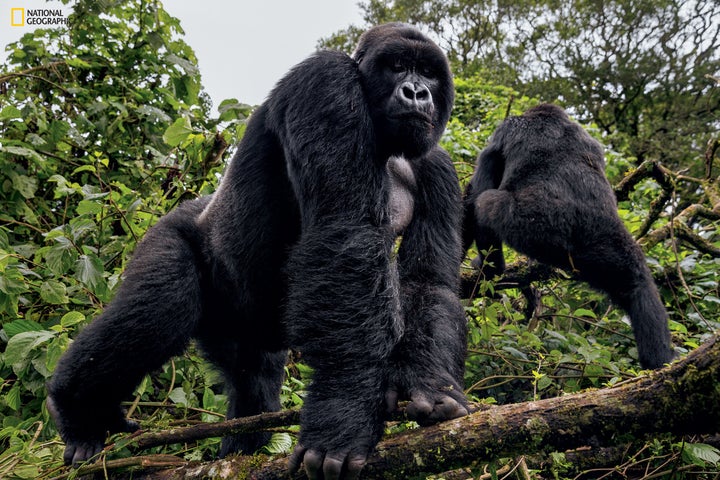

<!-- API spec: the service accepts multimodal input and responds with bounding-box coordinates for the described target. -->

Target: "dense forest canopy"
[0,0,718,478]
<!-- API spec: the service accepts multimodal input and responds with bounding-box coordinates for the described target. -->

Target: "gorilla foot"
[219,431,271,457]
[61,416,139,467]
[288,443,369,480]
[48,394,140,466]
[62,439,105,467]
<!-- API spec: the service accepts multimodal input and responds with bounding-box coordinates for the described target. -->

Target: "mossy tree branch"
[78,336,720,480]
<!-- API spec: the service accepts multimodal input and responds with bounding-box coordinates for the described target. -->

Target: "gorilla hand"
[287,393,383,480]
[288,439,371,480]
[47,395,139,466]
[386,374,470,425]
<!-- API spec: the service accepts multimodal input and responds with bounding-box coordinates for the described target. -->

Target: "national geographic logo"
[10,8,68,26]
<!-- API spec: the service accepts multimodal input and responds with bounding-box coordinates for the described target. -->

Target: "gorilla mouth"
[393,111,433,124]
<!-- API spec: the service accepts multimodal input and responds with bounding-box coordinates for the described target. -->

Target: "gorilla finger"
[385,388,399,414]
[287,444,307,473]
[406,392,433,419]
[446,389,477,414]
[71,442,101,467]
[122,418,140,432]
[322,454,345,480]
[428,396,468,422]
[63,445,76,466]
[304,449,325,480]
[346,452,368,480]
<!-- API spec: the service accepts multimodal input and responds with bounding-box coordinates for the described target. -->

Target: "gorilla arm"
[266,50,398,480]
[390,148,470,423]
[463,142,507,277]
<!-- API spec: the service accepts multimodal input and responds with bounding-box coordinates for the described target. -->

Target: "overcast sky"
[167,2,364,108]
[1,1,365,109]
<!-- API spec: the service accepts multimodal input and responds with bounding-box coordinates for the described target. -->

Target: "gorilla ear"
[351,47,366,65]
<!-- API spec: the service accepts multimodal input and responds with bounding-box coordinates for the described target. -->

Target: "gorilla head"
[353,23,454,159]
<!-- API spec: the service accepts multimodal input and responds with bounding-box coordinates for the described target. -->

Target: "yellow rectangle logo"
[11,8,25,26]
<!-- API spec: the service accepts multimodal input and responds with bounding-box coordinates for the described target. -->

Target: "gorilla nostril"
[399,82,432,107]
[401,83,416,100]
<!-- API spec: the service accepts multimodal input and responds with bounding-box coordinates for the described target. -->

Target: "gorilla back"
[463,104,676,370]
[47,23,469,479]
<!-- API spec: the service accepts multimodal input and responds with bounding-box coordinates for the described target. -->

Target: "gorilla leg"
[221,351,286,455]
[197,337,287,456]
[573,230,675,369]
[475,188,575,269]
[47,200,206,466]
[471,189,519,277]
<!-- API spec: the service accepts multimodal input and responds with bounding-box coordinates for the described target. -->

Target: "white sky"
[167,1,364,108]
[1,1,365,109]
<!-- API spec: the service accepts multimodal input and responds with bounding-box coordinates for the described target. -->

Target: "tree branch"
[84,336,720,479]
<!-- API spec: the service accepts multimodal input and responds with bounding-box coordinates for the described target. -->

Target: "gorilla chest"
[386,156,416,235]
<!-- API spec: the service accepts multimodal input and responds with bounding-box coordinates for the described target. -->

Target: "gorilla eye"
[419,65,435,77]
[389,60,405,73]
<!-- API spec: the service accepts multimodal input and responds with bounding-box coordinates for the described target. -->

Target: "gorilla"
[463,104,675,370]
[47,23,469,479]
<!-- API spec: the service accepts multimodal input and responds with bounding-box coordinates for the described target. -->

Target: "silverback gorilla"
[46,23,469,478]
[463,104,675,370]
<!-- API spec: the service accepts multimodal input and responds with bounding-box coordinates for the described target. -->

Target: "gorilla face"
[354,23,454,159]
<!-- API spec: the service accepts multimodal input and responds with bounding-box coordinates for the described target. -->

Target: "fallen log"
[94,335,720,479]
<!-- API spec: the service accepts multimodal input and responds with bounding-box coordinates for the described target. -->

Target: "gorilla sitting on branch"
[463,104,676,370]
[47,23,470,479]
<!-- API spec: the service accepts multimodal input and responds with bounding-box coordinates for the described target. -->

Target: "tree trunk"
[78,336,720,480]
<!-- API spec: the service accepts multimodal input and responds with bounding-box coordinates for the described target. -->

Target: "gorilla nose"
[398,81,432,110]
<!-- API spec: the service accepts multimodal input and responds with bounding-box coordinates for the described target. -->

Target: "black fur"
[47,23,468,478]
[463,104,675,370]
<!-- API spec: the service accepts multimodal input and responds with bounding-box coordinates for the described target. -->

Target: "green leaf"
[573,308,597,319]
[66,57,92,68]
[75,253,104,291]
[76,199,103,215]
[11,173,38,199]
[165,53,199,75]
[502,346,528,360]
[61,311,85,328]
[5,385,21,411]
[263,433,293,455]
[202,387,216,410]
[682,443,720,467]
[218,99,252,122]
[3,330,54,368]
[168,387,188,406]
[536,374,553,390]
[40,280,69,304]
[0,267,27,295]
[0,105,22,120]
[69,217,96,241]
[46,334,70,373]
[11,464,39,479]
[72,165,96,175]
[1,146,45,163]
[40,239,77,276]
[163,117,192,147]
[2,319,43,338]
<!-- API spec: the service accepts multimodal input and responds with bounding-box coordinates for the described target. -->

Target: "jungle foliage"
[0,0,718,478]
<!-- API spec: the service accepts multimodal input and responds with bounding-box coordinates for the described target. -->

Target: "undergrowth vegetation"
[0,0,718,478]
